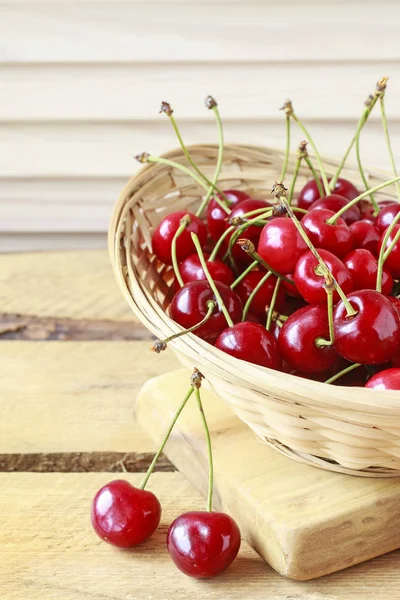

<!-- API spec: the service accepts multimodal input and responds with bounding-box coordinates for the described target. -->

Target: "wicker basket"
[109,144,400,478]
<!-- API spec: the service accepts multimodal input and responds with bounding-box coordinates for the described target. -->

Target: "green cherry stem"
[355,111,378,212]
[326,175,400,225]
[288,141,308,206]
[273,183,357,317]
[194,382,214,512]
[266,278,282,330]
[376,210,400,292]
[171,215,190,287]
[140,385,194,489]
[380,94,400,202]
[208,225,235,262]
[324,363,361,385]
[304,155,324,197]
[230,260,259,289]
[315,289,335,347]
[236,238,293,285]
[280,114,291,182]
[283,100,330,195]
[242,271,272,320]
[191,233,234,327]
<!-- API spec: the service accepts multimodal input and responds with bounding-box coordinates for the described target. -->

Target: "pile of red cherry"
[150,179,400,391]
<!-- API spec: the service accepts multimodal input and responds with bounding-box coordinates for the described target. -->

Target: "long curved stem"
[230,260,258,289]
[304,156,324,197]
[152,301,216,352]
[288,156,302,205]
[290,113,330,195]
[194,386,214,512]
[242,271,272,320]
[355,112,378,213]
[208,225,235,262]
[324,363,361,385]
[171,216,190,287]
[266,278,281,330]
[196,104,225,216]
[280,115,291,182]
[380,96,400,202]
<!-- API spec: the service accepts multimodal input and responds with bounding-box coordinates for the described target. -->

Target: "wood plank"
[1,3,399,63]
[2,473,400,599]
[0,341,178,453]
[1,63,399,121]
[0,250,131,319]
[1,120,399,179]
[137,369,400,580]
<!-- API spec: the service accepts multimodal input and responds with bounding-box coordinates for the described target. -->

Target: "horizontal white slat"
[0,120,399,178]
[1,3,400,63]
[0,233,106,253]
[0,63,398,121]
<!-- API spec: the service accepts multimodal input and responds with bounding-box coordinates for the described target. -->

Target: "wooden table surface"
[1,249,399,600]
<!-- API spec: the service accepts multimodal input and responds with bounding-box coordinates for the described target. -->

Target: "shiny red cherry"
[365,368,400,390]
[278,305,338,373]
[257,217,308,274]
[333,290,400,365]
[167,511,241,578]
[360,199,394,222]
[375,203,400,233]
[378,224,400,278]
[235,271,286,319]
[152,211,207,265]
[169,280,242,343]
[179,253,234,287]
[226,199,272,264]
[297,178,359,210]
[343,249,393,295]
[349,220,380,255]
[294,249,354,305]
[301,208,353,258]
[207,189,250,241]
[215,321,281,370]
[309,193,361,225]
[91,480,161,548]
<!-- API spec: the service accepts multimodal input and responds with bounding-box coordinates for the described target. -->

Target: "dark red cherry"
[365,368,400,390]
[333,290,400,365]
[226,199,272,264]
[378,225,400,278]
[343,249,393,295]
[392,352,400,368]
[301,208,353,258]
[152,211,207,265]
[361,199,394,222]
[235,271,286,319]
[332,363,369,387]
[297,178,359,210]
[169,280,242,343]
[167,511,241,578]
[375,203,400,233]
[207,189,250,241]
[215,321,281,370]
[294,249,354,305]
[388,296,400,315]
[281,273,302,298]
[278,304,338,373]
[349,220,380,255]
[91,480,161,548]
[257,217,308,274]
[309,193,361,225]
[179,253,234,287]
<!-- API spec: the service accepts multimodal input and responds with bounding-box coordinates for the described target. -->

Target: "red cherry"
[375,203,400,233]
[343,249,393,295]
[333,290,400,365]
[301,208,353,258]
[361,199,394,222]
[281,273,302,298]
[225,199,272,264]
[278,305,338,373]
[235,271,286,319]
[169,280,242,343]
[294,249,354,305]
[365,368,400,390]
[349,220,380,255]
[207,189,250,241]
[378,224,400,278]
[215,321,281,370]
[152,211,207,265]
[309,194,361,225]
[179,253,234,287]
[167,511,241,578]
[297,178,359,210]
[388,296,400,315]
[257,217,308,274]
[91,480,161,548]
[392,352,400,368]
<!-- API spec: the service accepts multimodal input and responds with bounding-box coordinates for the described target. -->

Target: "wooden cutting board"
[137,368,400,581]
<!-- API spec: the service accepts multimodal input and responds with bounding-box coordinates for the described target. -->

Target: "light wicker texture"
[109,144,400,477]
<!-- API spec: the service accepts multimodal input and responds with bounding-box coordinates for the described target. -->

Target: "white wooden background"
[2,0,400,252]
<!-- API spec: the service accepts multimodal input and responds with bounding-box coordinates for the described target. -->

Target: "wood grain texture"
[2,472,400,600]
[1,2,399,63]
[0,250,131,319]
[0,341,178,453]
[137,369,400,580]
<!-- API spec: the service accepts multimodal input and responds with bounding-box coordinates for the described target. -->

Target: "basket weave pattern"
[109,144,400,477]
